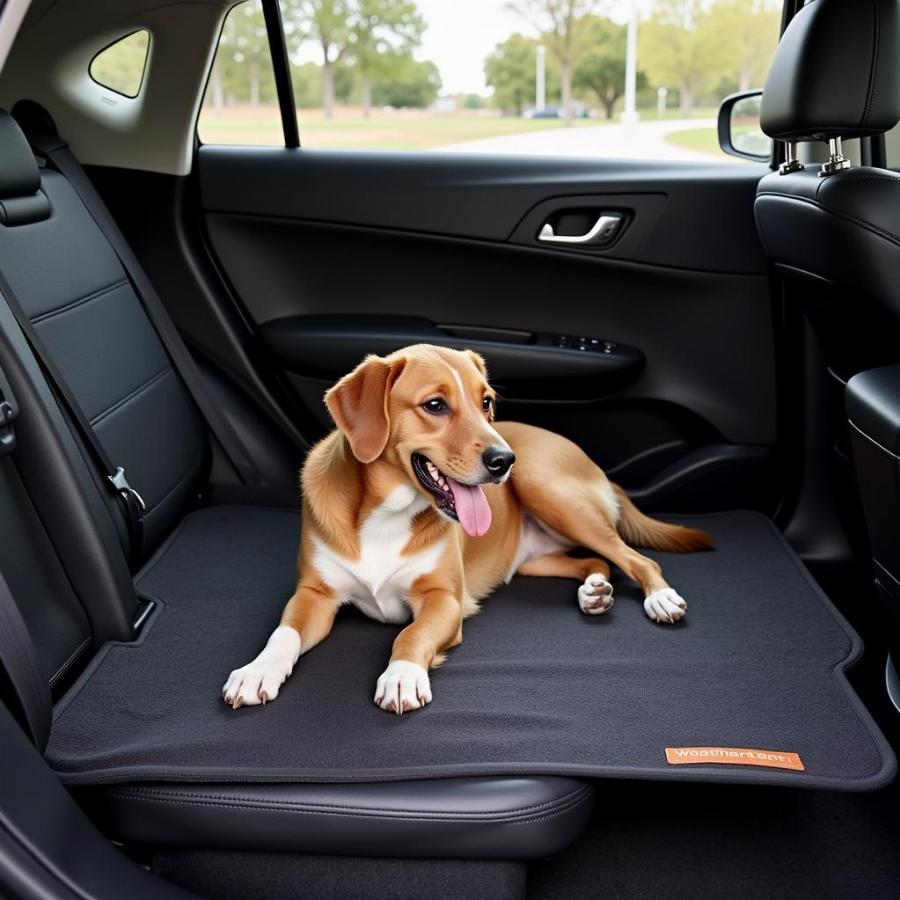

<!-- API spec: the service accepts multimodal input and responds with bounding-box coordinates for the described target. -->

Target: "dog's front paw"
[374,660,432,714]
[222,657,293,708]
[222,626,301,708]
[643,588,687,624]
[578,572,614,615]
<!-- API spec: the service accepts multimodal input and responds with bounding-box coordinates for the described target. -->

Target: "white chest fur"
[311,485,445,625]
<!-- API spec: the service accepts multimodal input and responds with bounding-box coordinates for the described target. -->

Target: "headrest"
[0,108,50,226]
[761,0,900,142]
[0,109,40,198]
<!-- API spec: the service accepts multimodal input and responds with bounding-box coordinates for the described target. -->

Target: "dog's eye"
[482,396,493,413]
[423,398,446,414]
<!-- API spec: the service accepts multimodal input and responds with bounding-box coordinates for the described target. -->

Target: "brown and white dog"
[223,344,711,713]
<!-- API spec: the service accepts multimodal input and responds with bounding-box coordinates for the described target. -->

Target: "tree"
[285,0,351,118]
[371,54,441,108]
[638,0,729,117]
[485,33,558,116]
[706,0,780,92]
[212,1,276,108]
[507,0,600,125]
[350,0,425,117]
[291,61,323,108]
[572,15,645,119]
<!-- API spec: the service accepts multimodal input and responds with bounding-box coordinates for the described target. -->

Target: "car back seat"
[0,107,594,863]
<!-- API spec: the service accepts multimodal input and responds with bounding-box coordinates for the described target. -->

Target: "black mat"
[46,506,895,790]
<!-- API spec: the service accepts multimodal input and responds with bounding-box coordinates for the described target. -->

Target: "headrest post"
[819,136,851,177]
[778,141,805,175]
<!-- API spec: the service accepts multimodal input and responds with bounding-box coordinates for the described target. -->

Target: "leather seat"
[0,107,593,861]
[754,0,900,380]
[79,778,593,860]
[754,0,900,706]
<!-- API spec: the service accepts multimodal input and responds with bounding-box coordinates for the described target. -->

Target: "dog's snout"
[482,446,515,477]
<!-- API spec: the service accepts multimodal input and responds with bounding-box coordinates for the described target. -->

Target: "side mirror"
[718,90,772,162]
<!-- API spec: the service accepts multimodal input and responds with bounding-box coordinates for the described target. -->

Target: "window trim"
[88,29,151,100]
[261,0,299,148]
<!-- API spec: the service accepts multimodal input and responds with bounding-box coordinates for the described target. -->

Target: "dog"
[223,344,712,713]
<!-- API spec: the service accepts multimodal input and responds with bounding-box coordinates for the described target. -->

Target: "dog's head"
[324,344,514,537]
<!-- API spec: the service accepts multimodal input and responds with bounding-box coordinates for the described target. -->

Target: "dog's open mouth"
[411,453,492,538]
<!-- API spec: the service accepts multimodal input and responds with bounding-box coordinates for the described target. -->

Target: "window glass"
[90,30,150,98]
[198,0,284,146]
[202,0,782,162]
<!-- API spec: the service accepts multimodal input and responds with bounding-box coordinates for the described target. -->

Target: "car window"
[199,0,782,162]
[198,0,285,146]
[90,30,150,99]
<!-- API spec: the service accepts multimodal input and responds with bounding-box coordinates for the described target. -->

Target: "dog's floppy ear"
[324,355,406,463]
[466,350,488,378]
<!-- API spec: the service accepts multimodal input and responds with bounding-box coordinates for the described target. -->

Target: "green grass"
[654,106,718,121]
[199,109,608,151]
[664,127,722,157]
[198,104,723,152]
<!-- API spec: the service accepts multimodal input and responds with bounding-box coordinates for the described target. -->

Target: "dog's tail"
[613,485,713,553]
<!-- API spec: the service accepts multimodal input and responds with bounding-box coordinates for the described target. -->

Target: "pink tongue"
[447,479,492,537]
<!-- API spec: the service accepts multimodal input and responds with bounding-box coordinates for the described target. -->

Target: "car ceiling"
[0,0,233,175]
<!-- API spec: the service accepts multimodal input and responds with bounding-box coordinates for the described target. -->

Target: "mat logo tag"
[665,746,805,771]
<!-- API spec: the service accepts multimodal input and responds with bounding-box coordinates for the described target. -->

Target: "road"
[438,116,733,163]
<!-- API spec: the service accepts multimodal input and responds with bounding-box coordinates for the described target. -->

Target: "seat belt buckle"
[109,465,146,513]
[0,398,17,456]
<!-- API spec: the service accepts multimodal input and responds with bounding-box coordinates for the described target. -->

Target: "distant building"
[432,96,457,113]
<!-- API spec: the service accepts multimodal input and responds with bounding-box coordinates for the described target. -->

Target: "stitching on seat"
[30,278,129,324]
[101,794,586,827]
[102,785,591,824]
[863,0,879,127]
[107,784,591,817]
[89,367,171,427]
[105,783,591,820]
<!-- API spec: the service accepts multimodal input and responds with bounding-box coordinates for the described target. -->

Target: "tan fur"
[266,344,713,711]
[613,485,712,552]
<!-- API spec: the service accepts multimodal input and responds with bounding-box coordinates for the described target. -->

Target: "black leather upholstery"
[0,109,40,197]
[0,116,209,557]
[755,0,900,379]
[755,163,900,379]
[847,365,900,455]
[82,777,593,860]
[0,110,50,225]
[755,167,900,323]
[761,0,900,141]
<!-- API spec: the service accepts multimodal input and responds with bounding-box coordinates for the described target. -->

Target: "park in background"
[182,0,781,154]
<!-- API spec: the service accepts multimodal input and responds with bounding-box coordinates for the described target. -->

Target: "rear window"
[90,30,151,98]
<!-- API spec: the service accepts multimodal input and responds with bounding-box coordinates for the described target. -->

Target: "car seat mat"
[45,506,896,790]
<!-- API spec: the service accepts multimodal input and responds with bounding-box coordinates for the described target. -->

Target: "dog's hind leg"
[509,459,687,623]
[517,553,615,616]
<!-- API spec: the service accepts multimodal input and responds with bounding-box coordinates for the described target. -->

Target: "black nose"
[482,446,515,477]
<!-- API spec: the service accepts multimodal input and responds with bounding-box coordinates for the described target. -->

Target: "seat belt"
[0,572,52,752]
[0,269,145,565]
[29,132,261,489]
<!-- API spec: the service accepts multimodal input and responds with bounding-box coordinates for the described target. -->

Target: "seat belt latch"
[109,465,146,512]
[0,398,17,456]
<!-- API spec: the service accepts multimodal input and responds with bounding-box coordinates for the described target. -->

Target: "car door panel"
[196,148,779,513]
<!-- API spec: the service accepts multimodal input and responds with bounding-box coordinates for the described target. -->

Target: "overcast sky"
[415,1,640,95]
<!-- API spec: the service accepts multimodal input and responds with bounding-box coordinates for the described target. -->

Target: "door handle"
[538,213,624,246]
